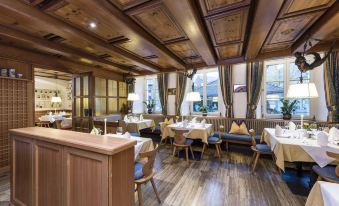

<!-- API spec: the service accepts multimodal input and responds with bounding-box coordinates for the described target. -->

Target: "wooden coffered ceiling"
[0,0,337,76]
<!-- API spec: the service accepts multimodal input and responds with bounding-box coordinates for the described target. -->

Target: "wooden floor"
[0,145,306,206]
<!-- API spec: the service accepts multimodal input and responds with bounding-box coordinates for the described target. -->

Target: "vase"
[147,108,153,114]
[283,113,291,120]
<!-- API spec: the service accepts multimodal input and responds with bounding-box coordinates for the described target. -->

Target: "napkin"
[124,115,128,122]
[140,114,143,121]
[164,118,173,125]
[124,132,131,138]
[201,119,206,127]
[329,127,339,141]
[317,131,329,147]
[275,125,283,137]
[288,121,296,131]
[191,117,197,124]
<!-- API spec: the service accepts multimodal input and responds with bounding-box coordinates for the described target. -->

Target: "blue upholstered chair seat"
[208,136,221,143]
[312,165,339,182]
[130,132,140,137]
[134,162,144,180]
[185,139,193,145]
[255,144,271,152]
[222,133,261,143]
[213,131,226,138]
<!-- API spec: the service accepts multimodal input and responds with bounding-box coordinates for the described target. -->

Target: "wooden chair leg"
[150,178,161,204]
[185,147,189,163]
[189,146,195,160]
[137,184,142,206]
[201,144,206,160]
[218,144,222,159]
[225,141,229,152]
[252,152,260,173]
[250,152,256,165]
[215,144,221,160]
[172,146,177,158]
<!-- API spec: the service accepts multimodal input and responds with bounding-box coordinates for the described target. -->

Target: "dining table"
[262,128,339,171]
[125,119,155,134]
[306,181,339,206]
[160,122,214,144]
[105,133,154,160]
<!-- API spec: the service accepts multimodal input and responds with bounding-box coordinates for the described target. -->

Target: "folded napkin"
[191,117,197,124]
[124,115,128,122]
[201,119,206,127]
[140,114,143,121]
[317,131,329,147]
[329,127,339,141]
[288,121,296,131]
[164,118,174,125]
[275,125,283,137]
[124,132,131,138]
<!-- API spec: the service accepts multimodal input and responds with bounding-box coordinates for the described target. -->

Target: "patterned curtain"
[218,65,234,118]
[324,51,339,122]
[175,72,187,116]
[246,61,264,119]
[157,73,169,115]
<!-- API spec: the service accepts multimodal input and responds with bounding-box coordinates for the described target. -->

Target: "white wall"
[310,65,328,121]
[232,63,247,118]
[133,76,145,113]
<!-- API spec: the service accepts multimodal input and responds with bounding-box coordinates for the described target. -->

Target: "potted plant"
[143,99,155,114]
[200,106,208,116]
[280,99,297,120]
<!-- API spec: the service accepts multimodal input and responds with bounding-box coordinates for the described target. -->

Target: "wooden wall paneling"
[245,0,284,60]
[34,141,63,206]
[199,0,251,17]
[108,147,134,206]
[205,7,249,46]
[11,135,33,206]
[63,147,109,206]
[262,11,324,52]
[278,0,336,18]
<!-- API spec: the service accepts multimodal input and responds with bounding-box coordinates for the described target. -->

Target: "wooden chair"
[201,125,223,160]
[118,120,140,137]
[171,128,195,163]
[312,152,339,183]
[134,145,161,206]
[249,129,276,173]
[36,121,50,128]
[55,120,72,130]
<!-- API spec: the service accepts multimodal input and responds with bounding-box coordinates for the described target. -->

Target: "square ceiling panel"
[199,0,251,16]
[216,43,242,59]
[279,0,335,18]
[166,40,201,60]
[108,0,150,11]
[206,7,248,46]
[129,3,186,44]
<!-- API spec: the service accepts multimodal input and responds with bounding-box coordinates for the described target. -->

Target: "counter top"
[9,127,137,155]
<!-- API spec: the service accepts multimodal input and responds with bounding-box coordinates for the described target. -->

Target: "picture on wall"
[168,88,176,95]
[234,84,247,93]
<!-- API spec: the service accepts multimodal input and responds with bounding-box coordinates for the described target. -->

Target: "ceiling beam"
[163,0,216,65]
[0,43,124,81]
[0,0,160,73]
[67,0,186,69]
[245,0,284,61]
[0,25,142,75]
[217,56,245,65]
[292,2,339,53]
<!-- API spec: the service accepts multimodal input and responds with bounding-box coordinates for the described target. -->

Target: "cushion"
[134,162,144,180]
[255,144,271,152]
[208,136,220,143]
[223,133,261,143]
[213,131,227,138]
[312,165,339,182]
[164,118,174,125]
[229,121,249,135]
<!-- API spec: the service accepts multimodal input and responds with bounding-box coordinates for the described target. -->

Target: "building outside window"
[145,76,161,113]
[264,58,310,118]
[192,68,219,114]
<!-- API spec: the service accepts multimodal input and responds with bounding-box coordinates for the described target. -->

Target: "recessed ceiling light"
[89,22,96,28]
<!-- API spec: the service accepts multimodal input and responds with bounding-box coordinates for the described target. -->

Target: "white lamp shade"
[51,96,62,103]
[186,92,201,102]
[127,93,140,101]
[286,83,319,99]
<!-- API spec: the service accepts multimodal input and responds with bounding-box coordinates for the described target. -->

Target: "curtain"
[324,51,339,122]
[157,73,169,115]
[175,72,187,116]
[246,61,264,119]
[127,79,135,113]
[218,65,234,118]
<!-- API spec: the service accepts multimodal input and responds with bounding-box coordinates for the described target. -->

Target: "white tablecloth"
[306,181,339,206]
[262,128,339,170]
[125,119,155,133]
[160,122,214,144]
[105,134,154,160]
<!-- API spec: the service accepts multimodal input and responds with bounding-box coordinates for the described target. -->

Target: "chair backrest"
[140,145,159,177]
[218,125,224,140]
[326,152,339,177]
[55,120,62,129]
[249,129,256,147]
[171,128,189,145]
[118,120,127,133]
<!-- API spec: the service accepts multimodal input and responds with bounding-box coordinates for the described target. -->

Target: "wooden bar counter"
[9,127,136,206]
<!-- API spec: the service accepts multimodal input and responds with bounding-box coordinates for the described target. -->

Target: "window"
[192,69,219,113]
[144,76,161,113]
[264,59,311,117]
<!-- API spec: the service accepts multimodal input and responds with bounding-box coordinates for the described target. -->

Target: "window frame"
[191,68,220,115]
[144,75,162,114]
[262,58,312,119]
